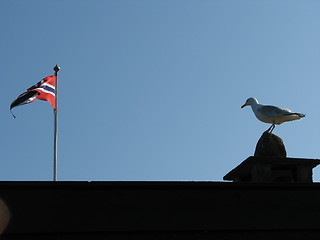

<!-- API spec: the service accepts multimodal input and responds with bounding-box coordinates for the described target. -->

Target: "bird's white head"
[241,97,259,108]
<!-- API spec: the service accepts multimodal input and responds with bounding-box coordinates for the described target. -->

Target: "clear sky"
[0,0,319,181]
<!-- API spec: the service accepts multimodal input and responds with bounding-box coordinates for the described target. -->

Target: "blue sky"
[0,0,319,181]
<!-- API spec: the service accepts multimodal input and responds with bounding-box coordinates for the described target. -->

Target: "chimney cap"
[224,156,320,183]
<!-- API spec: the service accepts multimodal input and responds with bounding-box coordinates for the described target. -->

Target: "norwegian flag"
[10,75,56,117]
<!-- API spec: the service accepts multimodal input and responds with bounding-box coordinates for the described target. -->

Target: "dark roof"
[2,181,320,239]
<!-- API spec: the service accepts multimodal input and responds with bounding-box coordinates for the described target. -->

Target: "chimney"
[224,132,320,183]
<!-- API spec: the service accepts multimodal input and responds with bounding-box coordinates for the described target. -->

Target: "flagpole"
[53,65,60,181]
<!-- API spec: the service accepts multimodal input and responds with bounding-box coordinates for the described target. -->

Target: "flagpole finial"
[54,65,60,73]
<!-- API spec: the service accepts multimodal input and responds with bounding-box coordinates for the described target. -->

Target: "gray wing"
[259,105,293,117]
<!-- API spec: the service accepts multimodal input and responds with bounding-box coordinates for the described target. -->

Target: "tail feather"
[294,113,305,118]
[287,112,305,119]
[284,112,305,119]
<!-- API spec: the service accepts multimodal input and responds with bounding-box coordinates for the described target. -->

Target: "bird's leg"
[266,124,273,133]
[270,124,275,133]
[266,123,275,133]
[269,123,275,133]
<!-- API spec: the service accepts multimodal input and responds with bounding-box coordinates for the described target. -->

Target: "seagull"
[241,97,305,133]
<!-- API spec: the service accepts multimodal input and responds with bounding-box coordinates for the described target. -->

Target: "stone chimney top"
[224,132,320,183]
[223,156,320,183]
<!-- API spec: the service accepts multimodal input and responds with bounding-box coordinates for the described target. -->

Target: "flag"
[10,75,56,117]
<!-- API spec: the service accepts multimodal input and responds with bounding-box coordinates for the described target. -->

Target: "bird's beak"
[241,104,247,109]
